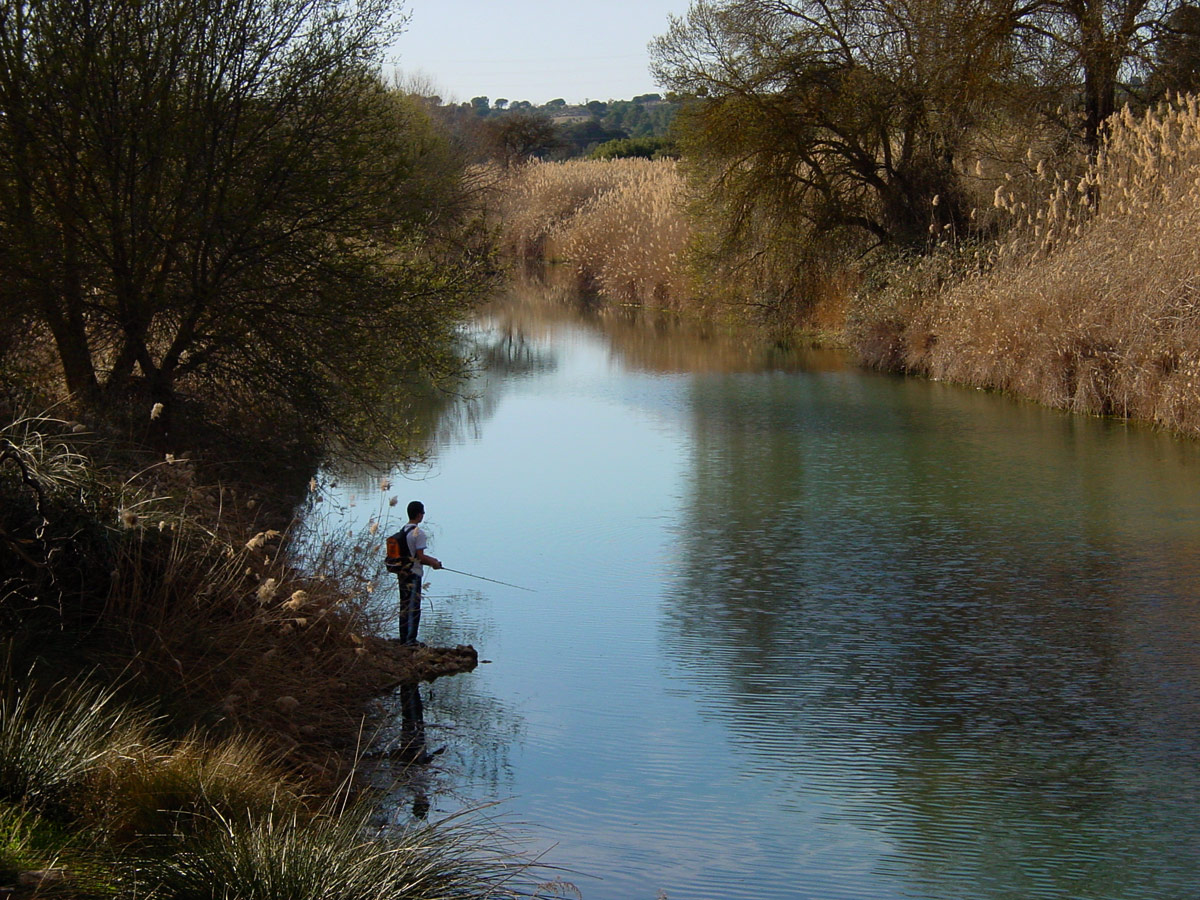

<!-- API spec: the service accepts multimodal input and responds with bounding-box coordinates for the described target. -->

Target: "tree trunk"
[1083,59,1118,151]
[40,291,99,403]
[1076,0,1123,153]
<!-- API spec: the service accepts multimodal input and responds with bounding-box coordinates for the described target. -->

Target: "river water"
[331,288,1200,900]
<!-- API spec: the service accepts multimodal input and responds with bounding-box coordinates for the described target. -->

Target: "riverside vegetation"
[495,0,1200,438]
[852,98,1200,435]
[0,407,544,894]
[0,0,548,897]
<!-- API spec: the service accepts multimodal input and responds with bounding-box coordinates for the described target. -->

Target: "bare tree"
[1018,0,1179,147]
[652,0,1026,249]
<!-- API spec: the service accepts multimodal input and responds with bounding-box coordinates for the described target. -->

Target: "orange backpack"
[385,524,417,574]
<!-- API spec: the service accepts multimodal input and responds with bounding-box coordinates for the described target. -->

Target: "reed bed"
[854,95,1200,435]
[498,159,694,308]
[495,160,618,259]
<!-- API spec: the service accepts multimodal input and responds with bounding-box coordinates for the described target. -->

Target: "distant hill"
[420,93,681,160]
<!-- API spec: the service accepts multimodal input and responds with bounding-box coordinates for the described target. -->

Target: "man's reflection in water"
[395,682,442,819]
[398,683,430,763]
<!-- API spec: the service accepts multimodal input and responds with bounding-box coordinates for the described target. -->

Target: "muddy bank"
[359,639,479,692]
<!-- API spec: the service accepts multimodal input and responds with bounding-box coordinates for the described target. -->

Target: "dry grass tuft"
[88,731,304,845]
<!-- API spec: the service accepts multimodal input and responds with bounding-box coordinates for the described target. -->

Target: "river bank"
[494,98,1200,440]
[0,404,524,898]
[0,405,483,768]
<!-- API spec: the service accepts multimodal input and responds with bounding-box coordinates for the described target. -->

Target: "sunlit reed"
[497,159,693,308]
[855,95,1200,435]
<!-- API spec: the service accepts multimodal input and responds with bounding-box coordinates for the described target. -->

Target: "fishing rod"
[439,566,537,593]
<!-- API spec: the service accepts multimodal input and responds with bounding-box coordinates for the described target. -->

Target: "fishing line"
[438,566,536,592]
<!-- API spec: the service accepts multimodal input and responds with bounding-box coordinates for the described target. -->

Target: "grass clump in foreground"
[134,805,529,900]
[0,669,538,899]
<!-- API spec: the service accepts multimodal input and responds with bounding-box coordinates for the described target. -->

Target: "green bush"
[0,803,46,883]
[589,136,677,160]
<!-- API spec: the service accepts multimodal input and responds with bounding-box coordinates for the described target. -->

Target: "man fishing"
[386,500,442,646]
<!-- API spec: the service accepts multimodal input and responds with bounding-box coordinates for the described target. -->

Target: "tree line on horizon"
[413,92,681,164]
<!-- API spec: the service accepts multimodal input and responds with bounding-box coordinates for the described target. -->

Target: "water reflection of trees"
[334,271,841,491]
[500,265,847,375]
[472,324,553,379]
[661,372,1200,899]
[419,322,553,452]
[323,318,559,492]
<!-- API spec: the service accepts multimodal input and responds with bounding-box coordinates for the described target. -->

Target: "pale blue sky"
[386,0,692,105]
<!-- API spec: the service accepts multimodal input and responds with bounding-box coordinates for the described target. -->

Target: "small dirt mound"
[360,639,478,691]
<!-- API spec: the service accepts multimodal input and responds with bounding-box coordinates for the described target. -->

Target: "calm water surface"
[331,291,1200,900]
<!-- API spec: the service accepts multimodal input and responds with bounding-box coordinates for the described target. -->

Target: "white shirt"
[406,524,428,578]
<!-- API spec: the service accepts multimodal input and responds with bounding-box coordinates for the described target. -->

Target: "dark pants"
[398,573,422,644]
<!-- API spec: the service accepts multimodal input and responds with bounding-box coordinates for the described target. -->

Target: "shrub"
[0,412,399,778]
[0,416,121,627]
[588,136,677,160]
[0,662,541,900]
[0,803,63,883]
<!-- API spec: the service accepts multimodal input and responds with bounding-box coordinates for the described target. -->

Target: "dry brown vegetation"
[854,95,1200,434]
[493,97,1200,436]
[497,159,694,308]
[0,414,470,789]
